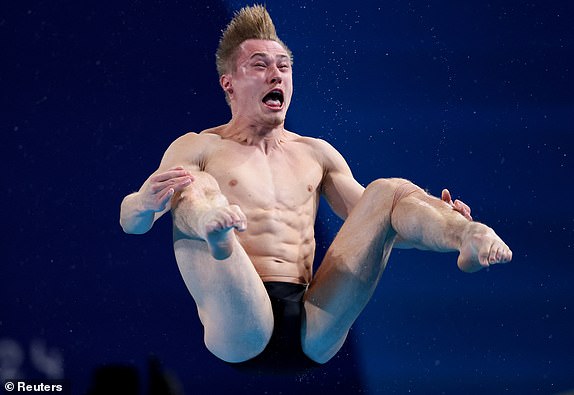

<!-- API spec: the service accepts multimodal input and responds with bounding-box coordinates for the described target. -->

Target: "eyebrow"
[249,53,290,61]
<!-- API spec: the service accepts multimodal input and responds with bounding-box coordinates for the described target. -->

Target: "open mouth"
[262,89,284,109]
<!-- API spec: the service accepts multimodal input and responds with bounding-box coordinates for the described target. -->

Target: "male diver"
[120,5,512,367]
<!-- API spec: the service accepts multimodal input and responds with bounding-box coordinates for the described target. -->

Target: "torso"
[177,127,325,285]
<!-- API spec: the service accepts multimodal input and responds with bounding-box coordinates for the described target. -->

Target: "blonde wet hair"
[215,4,293,77]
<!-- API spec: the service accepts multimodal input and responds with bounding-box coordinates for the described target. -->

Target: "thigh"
[302,179,399,362]
[174,234,274,363]
[228,282,320,373]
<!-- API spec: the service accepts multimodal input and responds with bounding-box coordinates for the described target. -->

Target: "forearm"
[119,192,156,234]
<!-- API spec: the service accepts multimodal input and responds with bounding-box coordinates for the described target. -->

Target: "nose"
[268,65,282,85]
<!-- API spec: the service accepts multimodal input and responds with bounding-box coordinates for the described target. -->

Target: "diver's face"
[222,39,293,127]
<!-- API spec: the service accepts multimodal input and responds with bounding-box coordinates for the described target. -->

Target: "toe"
[494,245,503,263]
[504,248,513,263]
[479,249,491,267]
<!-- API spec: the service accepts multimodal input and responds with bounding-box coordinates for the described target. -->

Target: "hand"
[441,188,473,221]
[140,166,194,213]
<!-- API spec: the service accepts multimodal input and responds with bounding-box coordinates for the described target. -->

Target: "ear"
[220,74,233,95]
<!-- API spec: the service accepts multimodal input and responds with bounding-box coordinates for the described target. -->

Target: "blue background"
[2,0,573,393]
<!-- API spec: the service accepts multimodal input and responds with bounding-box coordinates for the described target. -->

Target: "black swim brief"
[229,281,319,374]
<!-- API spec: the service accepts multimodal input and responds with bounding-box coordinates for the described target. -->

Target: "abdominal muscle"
[237,206,317,285]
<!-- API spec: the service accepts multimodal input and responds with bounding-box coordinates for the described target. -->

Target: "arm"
[119,166,193,234]
[315,139,364,220]
[315,139,472,247]
[170,171,246,242]
[119,133,200,234]
[119,132,245,259]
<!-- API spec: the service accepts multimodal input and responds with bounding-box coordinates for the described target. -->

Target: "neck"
[222,116,287,153]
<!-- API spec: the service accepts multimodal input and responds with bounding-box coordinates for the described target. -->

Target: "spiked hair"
[216,4,292,77]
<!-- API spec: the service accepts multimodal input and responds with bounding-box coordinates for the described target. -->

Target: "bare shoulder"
[287,131,330,152]
[159,126,225,169]
[171,127,224,148]
[289,132,348,170]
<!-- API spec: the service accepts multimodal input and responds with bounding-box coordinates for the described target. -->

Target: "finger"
[454,199,471,214]
[151,176,193,194]
[172,177,193,192]
[161,171,194,183]
[454,200,473,221]
[152,169,194,183]
[441,189,453,204]
[157,187,175,211]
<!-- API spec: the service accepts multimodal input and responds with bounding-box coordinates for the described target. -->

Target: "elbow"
[119,217,149,235]
[120,224,149,235]
[119,218,134,234]
[119,209,131,234]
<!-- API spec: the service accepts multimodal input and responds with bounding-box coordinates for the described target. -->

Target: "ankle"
[460,221,492,247]
[458,221,479,251]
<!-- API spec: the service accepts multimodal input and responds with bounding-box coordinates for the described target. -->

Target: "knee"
[365,178,419,204]
[365,177,409,192]
[204,323,272,363]
[301,343,330,364]
[301,330,348,364]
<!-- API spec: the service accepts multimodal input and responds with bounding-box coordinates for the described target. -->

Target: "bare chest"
[203,143,323,210]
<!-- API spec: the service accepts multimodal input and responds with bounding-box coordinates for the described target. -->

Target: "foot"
[200,205,247,260]
[457,222,512,273]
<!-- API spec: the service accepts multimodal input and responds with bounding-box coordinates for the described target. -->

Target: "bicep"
[155,133,203,174]
[323,171,364,220]
[318,141,365,220]
[141,133,204,220]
